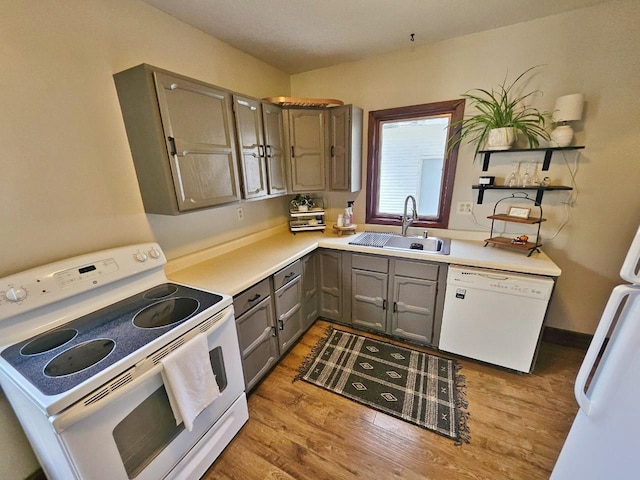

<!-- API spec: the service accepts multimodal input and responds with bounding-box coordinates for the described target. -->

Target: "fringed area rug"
[295,327,470,444]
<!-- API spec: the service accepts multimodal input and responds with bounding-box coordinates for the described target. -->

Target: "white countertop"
[166,225,561,296]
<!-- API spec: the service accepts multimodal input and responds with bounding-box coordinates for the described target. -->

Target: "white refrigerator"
[551,226,640,479]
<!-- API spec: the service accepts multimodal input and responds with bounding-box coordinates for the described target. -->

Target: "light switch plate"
[457,202,473,215]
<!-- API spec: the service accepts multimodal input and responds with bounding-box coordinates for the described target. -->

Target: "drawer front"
[394,259,439,281]
[352,254,389,273]
[233,278,271,317]
[273,260,302,290]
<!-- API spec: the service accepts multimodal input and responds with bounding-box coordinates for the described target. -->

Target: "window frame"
[365,99,465,230]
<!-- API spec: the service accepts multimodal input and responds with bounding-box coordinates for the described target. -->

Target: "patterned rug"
[295,327,470,444]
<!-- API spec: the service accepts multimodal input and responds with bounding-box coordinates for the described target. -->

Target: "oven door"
[51,306,246,480]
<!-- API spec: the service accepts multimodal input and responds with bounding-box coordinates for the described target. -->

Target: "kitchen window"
[365,99,464,229]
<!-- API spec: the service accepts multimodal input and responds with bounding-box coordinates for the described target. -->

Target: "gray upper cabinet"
[285,109,327,192]
[114,64,241,214]
[262,103,288,196]
[329,105,363,192]
[232,95,268,199]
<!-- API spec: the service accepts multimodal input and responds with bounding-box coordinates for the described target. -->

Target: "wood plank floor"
[202,320,586,480]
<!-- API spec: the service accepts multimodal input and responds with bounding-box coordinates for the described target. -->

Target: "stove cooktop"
[1,283,223,396]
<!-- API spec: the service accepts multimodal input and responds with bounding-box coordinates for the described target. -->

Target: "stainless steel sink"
[383,236,451,255]
[349,232,451,255]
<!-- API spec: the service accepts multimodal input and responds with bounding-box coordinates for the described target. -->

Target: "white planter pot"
[298,205,309,212]
[486,127,515,150]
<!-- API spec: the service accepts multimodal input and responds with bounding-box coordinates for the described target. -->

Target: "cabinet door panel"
[154,72,241,210]
[302,253,318,330]
[274,276,304,354]
[288,109,326,192]
[352,269,387,332]
[233,96,267,199]
[173,150,239,208]
[262,103,287,195]
[390,276,436,344]
[318,250,342,321]
[235,297,279,391]
[330,106,349,190]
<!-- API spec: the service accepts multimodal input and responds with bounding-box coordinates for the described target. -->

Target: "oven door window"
[113,346,228,479]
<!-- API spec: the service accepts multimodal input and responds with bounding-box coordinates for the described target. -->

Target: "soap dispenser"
[344,201,354,227]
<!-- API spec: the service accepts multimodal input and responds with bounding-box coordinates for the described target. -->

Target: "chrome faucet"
[401,195,418,236]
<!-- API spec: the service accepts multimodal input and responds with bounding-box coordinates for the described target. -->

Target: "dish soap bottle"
[343,201,354,227]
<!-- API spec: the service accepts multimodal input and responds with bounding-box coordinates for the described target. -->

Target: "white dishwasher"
[439,265,555,373]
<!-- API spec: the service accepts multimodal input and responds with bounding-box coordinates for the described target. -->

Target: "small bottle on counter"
[344,201,354,227]
[337,214,344,227]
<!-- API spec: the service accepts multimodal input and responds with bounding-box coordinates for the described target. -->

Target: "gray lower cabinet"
[234,279,279,391]
[301,252,319,330]
[350,254,442,346]
[273,260,305,355]
[318,249,343,322]
[114,64,241,214]
[352,268,388,332]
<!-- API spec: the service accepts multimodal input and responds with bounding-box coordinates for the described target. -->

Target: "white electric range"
[0,243,248,480]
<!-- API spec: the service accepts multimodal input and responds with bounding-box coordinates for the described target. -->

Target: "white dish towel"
[160,332,221,432]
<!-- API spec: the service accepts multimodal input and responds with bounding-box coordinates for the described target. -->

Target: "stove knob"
[148,247,161,259]
[5,286,27,303]
[134,251,148,262]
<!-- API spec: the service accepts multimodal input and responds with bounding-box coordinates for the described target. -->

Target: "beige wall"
[0,0,291,279]
[291,0,640,335]
[0,1,290,478]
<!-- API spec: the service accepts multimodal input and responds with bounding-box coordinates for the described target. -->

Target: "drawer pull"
[271,326,278,337]
[382,299,387,310]
[278,319,284,330]
[248,293,261,303]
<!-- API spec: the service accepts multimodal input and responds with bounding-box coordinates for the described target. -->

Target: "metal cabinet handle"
[331,145,335,157]
[382,299,387,310]
[393,302,397,313]
[290,146,295,158]
[271,326,278,337]
[266,145,273,158]
[278,319,284,330]
[258,145,265,157]
[248,293,261,303]
[167,136,177,156]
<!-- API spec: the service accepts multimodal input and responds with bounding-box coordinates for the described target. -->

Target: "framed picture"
[508,206,531,219]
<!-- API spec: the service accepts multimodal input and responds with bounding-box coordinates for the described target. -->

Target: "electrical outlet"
[236,207,244,221]
[457,201,473,215]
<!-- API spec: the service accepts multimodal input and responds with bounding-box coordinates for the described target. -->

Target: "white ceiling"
[141,0,610,74]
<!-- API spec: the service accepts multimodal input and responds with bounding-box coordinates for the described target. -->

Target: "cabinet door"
[274,276,304,354]
[301,252,319,330]
[154,72,241,210]
[262,103,288,196]
[329,105,362,193]
[390,276,437,344]
[287,109,326,192]
[233,95,267,199]
[351,269,388,332]
[329,105,350,191]
[235,297,279,391]
[318,250,342,321]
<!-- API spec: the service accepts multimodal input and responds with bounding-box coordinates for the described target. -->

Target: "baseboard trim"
[543,326,592,350]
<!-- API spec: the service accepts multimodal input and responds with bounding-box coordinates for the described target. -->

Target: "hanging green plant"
[450,66,551,157]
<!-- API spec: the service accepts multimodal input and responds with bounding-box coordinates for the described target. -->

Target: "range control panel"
[0,244,166,322]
